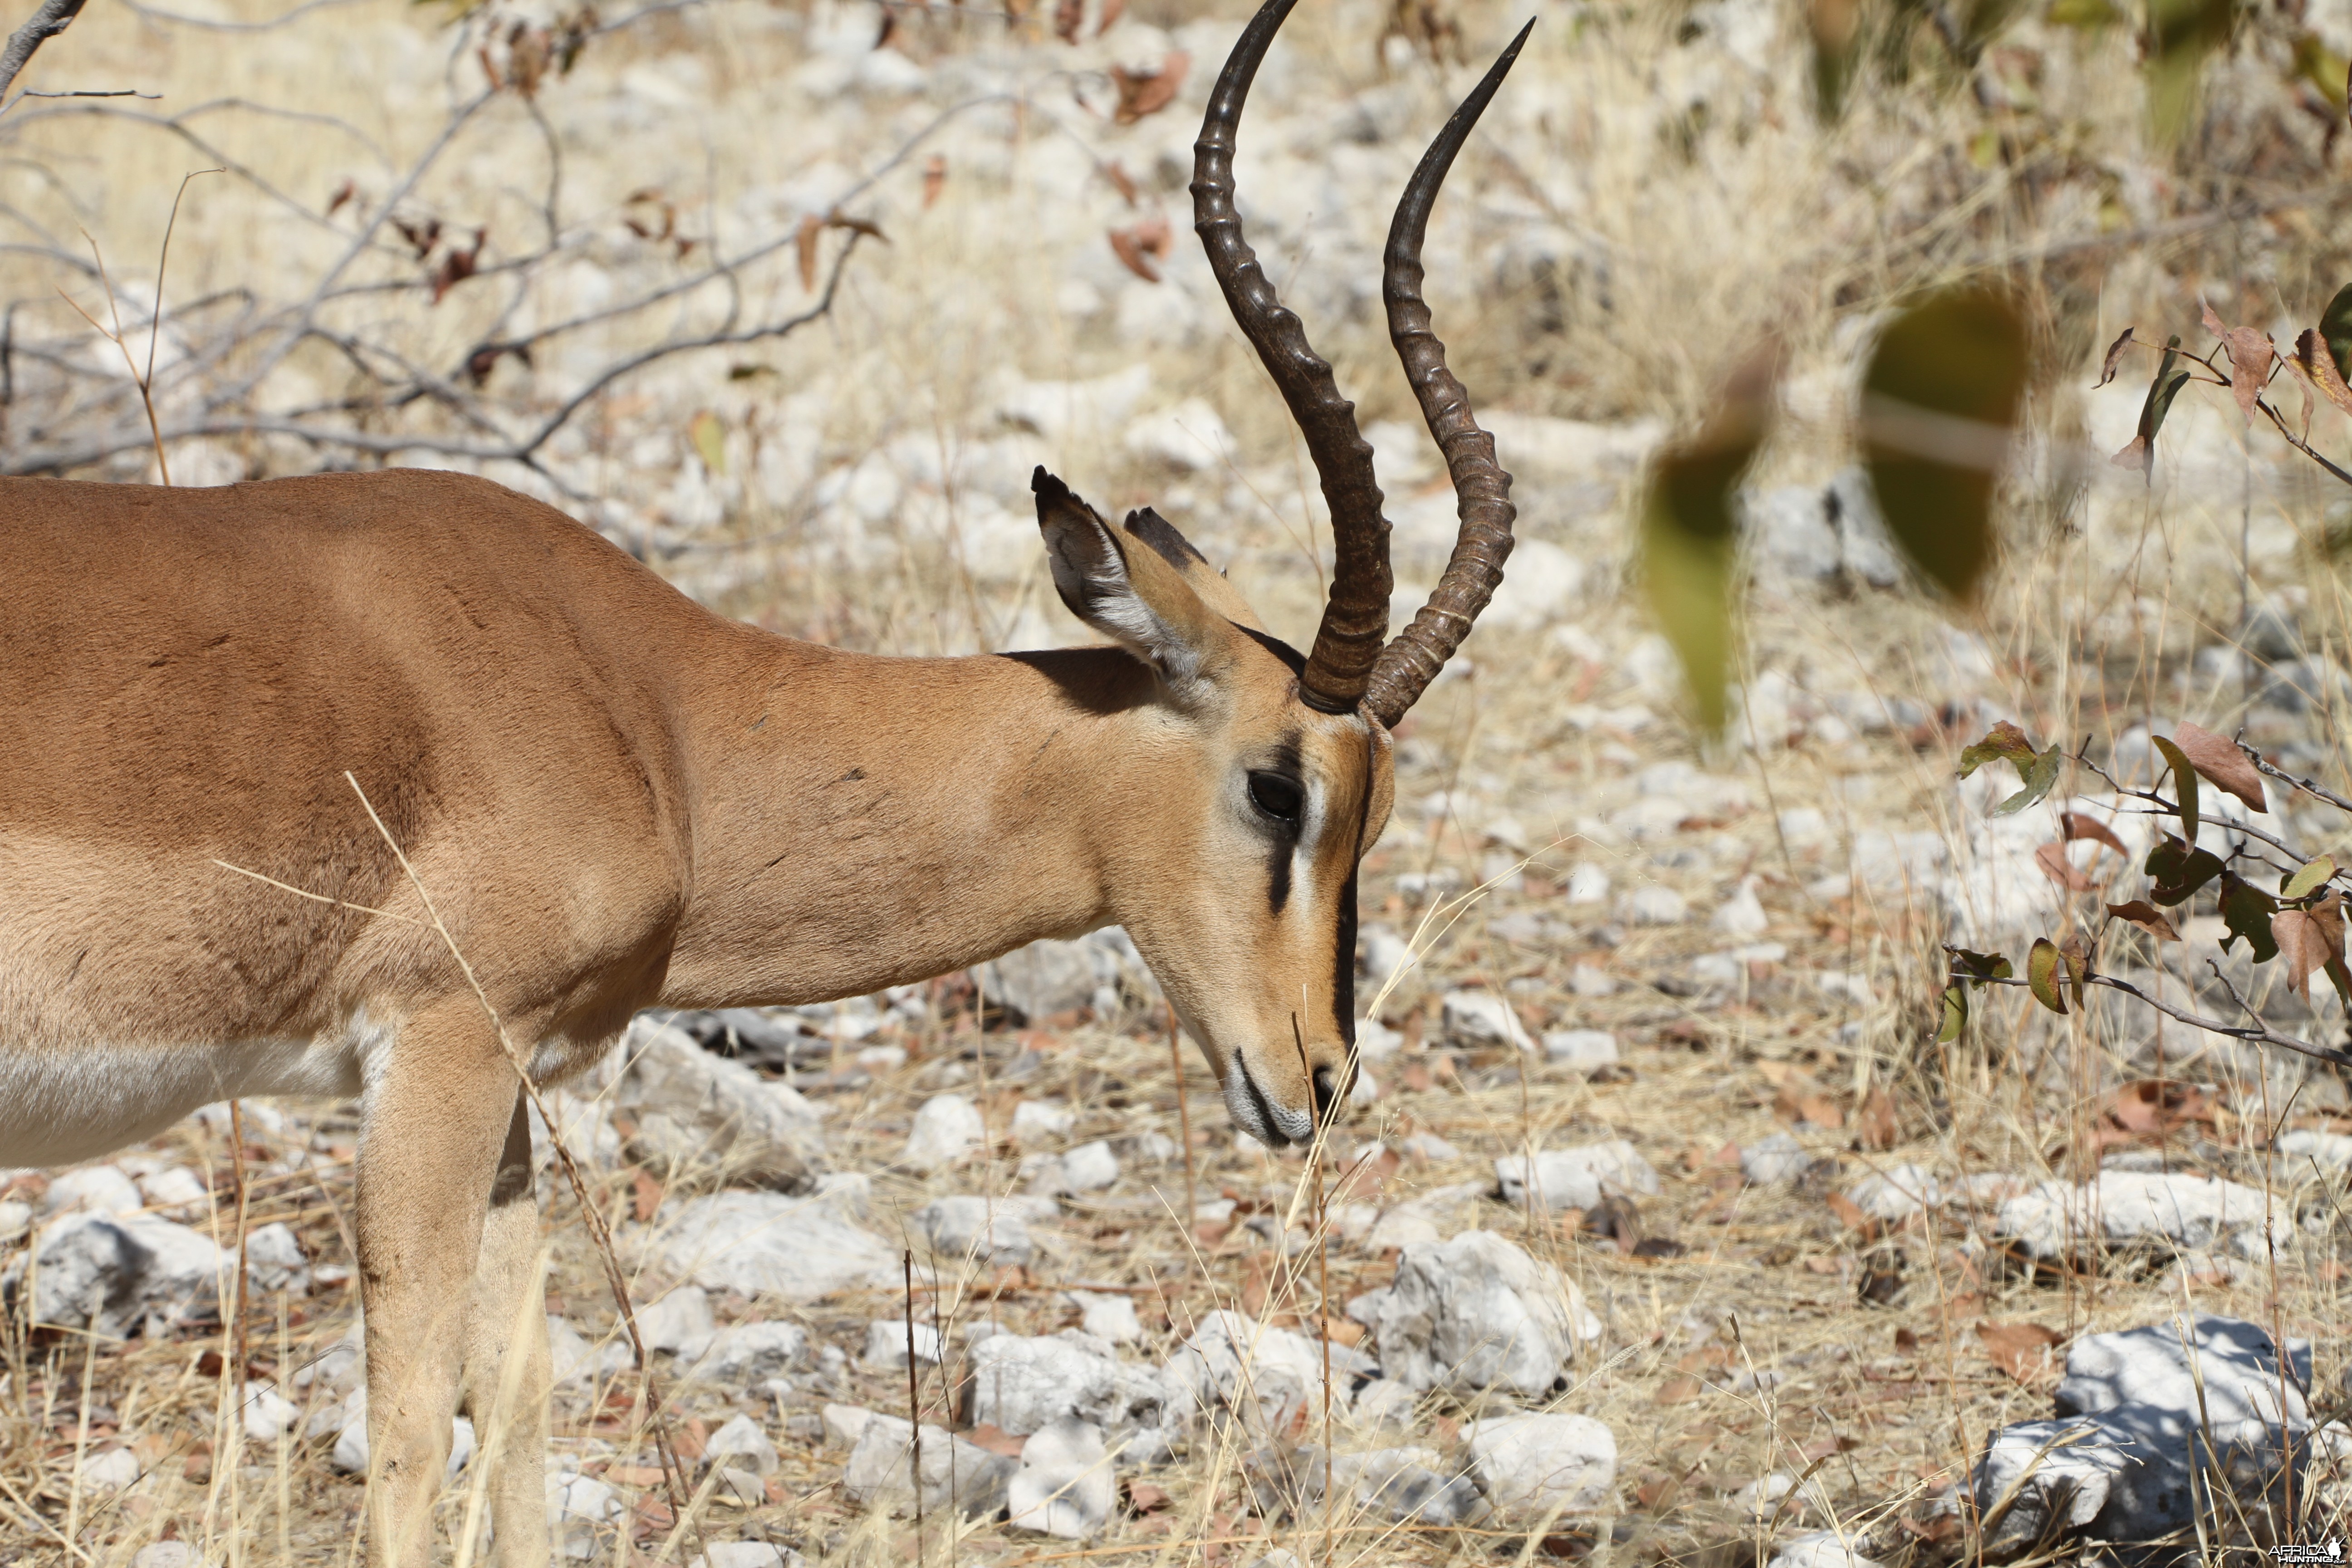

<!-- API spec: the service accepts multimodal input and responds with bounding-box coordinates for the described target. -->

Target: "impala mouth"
[1225,1057,1314,1147]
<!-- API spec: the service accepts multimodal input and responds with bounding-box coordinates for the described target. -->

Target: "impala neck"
[657,637,1166,1009]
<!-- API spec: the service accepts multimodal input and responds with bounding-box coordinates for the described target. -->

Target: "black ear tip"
[1031,466,1062,500]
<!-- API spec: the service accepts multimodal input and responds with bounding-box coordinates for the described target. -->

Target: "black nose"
[1311,1063,1346,1122]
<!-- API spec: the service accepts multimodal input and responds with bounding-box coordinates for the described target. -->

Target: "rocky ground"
[5,0,2352,1563]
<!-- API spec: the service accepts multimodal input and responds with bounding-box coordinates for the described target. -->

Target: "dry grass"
[5,0,2352,1563]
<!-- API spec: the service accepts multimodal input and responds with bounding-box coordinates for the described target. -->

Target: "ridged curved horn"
[1362,21,1532,730]
[1192,0,1391,715]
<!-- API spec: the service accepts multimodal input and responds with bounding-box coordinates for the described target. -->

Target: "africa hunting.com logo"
[2273,1541,2346,1565]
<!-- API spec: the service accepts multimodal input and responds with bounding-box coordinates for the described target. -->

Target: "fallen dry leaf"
[2095,1078,2215,1145]
[1976,1320,2064,1384]
[965,1423,1028,1458]
[1108,216,1173,282]
[629,1167,663,1222]
[1854,1086,1899,1151]
[1110,51,1190,125]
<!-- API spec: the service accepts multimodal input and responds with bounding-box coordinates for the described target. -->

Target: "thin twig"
[0,0,89,109]
[1955,972,2352,1069]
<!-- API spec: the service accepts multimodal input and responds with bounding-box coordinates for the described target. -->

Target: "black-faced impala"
[0,0,1527,1558]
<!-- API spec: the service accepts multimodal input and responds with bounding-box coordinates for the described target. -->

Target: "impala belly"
[0,1011,396,1168]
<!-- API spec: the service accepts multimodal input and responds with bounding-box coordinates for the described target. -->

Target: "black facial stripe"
[1230,621,1307,677]
[1263,727,1304,914]
[1125,507,1208,569]
[1236,1057,1289,1147]
[1334,729,1376,1047]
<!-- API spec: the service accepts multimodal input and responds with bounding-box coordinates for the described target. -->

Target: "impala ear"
[1033,467,1224,688]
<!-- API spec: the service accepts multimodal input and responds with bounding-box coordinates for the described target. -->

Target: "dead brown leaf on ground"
[1976,1321,2064,1385]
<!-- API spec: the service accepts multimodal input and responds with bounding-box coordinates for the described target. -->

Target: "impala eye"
[1248,770,1304,825]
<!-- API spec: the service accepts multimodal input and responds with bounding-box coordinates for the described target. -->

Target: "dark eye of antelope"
[1247,769,1304,828]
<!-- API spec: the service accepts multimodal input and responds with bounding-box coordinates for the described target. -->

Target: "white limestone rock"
[42,1165,143,1217]
[1495,1140,1660,1211]
[1767,1533,1884,1568]
[1005,1416,1117,1539]
[1164,1310,1376,1434]
[1971,1315,2314,1554]
[691,1322,810,1385]
[636,1284,715,1357]
[842,1412,1016,1518]
[1465,1413,1617,1520]
[1375,1231,1600,1396]
[1441,990,1534,1051]
[1542,1029,1620,1068]
[912,1194,1057,1269]
[967,1331,1176,1451]
[1063,1289,1143,1343]
[1740,1133,1810,1186]
[616,1015,824,1190]
[862,1318,942,1369]
[653,1184,898,1302]
[1997,1171,2291,1259]
[243,1223,309,1295]
[1011,1100,1076,1141]
[80,1445,143,1493]
[1051,1140,1120,1193]
[903,1094,988,1171]
[4,1211,227,1337]
[1622,886,1690,926]
[705,1411,779,1476]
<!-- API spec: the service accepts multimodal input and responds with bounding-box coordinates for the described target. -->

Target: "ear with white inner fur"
[1032,466,1225,687]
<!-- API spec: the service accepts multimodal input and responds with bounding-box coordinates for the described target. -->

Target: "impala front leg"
[460,1090,551,1568]
[356,1000,529,1568]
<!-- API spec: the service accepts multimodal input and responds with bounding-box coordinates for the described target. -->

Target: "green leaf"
[2218,872,2281,962]
[2151,735,2200,844]
[2146,835,2225,906]
[2293,33,2350,113]
[2322,281,2352,388]
[1643,364,1772,736]
[2112,335,2190,484]
[1861,288,2028,603]
[1937,982,1969,1044]
[1990,746,2063,816]
[2048,0,2121,24]
[1808,0,1863,121]
[688,409,727,475]
[2145,0,2241,146]
[2284,855,2336,900]
[2027,936,2068,1014]
[1960,721,2040,780]
[1946,946,2015,983]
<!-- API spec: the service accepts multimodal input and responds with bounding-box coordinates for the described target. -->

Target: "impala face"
[1000,0,1529,1149]
[1032,471,1394,1146]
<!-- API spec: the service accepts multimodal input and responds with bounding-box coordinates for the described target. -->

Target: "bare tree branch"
[118,0,362,31]
[1959,972,2352,1071]
[0,0,89,109]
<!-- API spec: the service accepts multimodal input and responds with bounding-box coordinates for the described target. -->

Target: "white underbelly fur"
[0,1013,395,1168]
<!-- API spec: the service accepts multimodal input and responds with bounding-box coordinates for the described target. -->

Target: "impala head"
[1031,0,1531,1148]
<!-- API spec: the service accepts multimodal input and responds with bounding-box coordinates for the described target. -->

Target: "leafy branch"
[1938,717,2352,1077]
